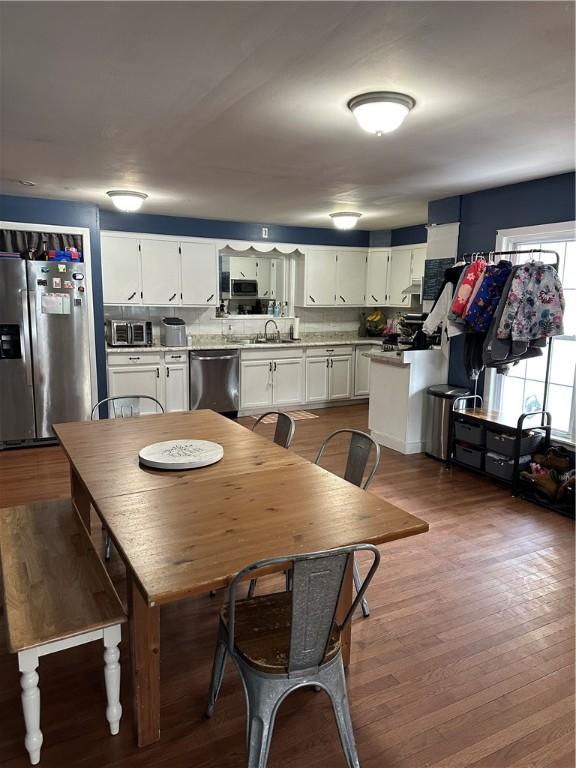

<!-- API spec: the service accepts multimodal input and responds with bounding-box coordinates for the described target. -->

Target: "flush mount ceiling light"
[19,179,36,187]
[347,91,416,135]
[330,212,362,230]
[106,190,148,212]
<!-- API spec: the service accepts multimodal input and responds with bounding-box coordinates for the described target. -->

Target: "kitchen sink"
[240,338,295,345]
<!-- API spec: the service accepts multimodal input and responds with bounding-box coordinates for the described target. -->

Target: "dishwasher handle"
[190,354,239,361]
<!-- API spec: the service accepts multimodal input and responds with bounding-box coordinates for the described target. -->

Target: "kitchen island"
[366,349,447,454]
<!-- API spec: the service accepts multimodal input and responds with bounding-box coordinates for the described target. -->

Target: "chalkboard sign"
[422,258,455,301]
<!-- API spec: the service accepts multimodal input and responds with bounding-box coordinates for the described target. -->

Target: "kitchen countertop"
[364,349,443,367]
[106,334,384,353]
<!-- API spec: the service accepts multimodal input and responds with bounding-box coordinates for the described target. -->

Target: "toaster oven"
[106,319,152,347]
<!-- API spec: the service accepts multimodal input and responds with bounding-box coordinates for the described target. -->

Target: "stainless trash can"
[425,385,470,461]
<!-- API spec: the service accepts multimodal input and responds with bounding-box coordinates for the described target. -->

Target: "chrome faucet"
[264,319,280,342]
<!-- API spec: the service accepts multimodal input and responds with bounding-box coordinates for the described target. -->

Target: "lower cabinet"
[240,355,304,409]
[107,351,189,413]
[354,344,379,397]
[305,348,353,402]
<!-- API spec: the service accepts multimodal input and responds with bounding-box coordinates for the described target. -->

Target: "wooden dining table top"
[54,411,429,607]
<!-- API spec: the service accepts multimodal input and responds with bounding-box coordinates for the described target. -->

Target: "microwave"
[106,319,152,347]
[231,279,258,297]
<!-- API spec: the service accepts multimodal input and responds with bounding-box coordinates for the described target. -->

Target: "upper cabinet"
[101,235,141,304]
[410,245,427,282]
[365,244,428,308]
[365,248,390,306]
[336,250,366,305]
[180,241,218,306]
[295,247,367,307]
[140,239,180,305]
[387,248,413,307]
[101,233,218,307]
[230,256,257,281]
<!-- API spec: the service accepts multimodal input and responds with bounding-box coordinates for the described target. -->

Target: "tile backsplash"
[104,305,368,342]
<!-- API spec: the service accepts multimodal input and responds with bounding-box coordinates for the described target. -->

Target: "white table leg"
[18,650,43,765]
[103,625,122,735]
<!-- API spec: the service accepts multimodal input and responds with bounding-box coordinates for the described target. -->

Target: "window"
[486,225,576,443]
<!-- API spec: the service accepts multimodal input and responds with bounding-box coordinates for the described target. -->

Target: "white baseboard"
[370,429,424,455]
[238,398,368,417]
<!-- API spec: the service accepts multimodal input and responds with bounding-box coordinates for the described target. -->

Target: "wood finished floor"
[0,404,574,768]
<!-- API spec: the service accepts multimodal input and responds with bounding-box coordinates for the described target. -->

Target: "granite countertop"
[365,349,443,366]
[107,334,384,353]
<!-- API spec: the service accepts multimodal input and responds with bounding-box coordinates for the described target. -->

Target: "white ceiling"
[1,2,574,230]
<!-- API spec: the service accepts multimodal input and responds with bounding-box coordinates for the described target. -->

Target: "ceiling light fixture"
[347,91,415,135]
[330,212,362,230]
[106,190,148,212]
[19,179,36,187]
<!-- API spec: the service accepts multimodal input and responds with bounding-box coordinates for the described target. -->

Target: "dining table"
[53,410,429,748]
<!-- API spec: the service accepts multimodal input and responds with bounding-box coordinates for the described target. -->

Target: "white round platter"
[138,439,224,471]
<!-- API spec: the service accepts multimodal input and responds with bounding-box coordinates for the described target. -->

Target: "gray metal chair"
[315,429,381,617]
[251,411,295,449]
[206,544,381,768]
[91,395,165,559]
[90,395,164,421]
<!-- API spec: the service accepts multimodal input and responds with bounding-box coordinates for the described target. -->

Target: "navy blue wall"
[436,172,576,387]
[0,195,107,400]
[369,223,428,248]
[457,173,575,254]
[428,195,462,226]
[390,224,428,247]
[100,210,370,247]
[368,229,392,247]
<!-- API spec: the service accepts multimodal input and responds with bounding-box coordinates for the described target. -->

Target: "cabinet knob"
[206,294,214,303]
[309,295,316,303]
[273,361,277,371]
[156,367,160,378]
[371,295,378,302]
[166,367,170,377]
[169,293,177,302]
[339,295,346,303]
[127,292,136,301]
[128,356,140,361]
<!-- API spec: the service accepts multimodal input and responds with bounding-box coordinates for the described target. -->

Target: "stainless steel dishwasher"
[189,349,240,416]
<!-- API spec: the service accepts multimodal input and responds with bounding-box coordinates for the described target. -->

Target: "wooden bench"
[0,499,126,765]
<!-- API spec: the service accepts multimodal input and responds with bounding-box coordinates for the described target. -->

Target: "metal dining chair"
[205,544,381,768]
[314,429,381,617]
[90,395,165,421]
[251,411,296,449]
[91,395,165,559]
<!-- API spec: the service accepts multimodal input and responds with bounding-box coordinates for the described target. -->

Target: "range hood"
[401,278,422,296]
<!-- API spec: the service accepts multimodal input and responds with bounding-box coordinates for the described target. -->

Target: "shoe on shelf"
[520,470,561,498]
[532,447,572,472]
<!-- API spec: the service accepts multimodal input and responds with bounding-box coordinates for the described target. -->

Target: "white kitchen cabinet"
[387,248,413,307]
[107,364,164,414]
[365,248,390,306]
[296,248,337,306]
[336,250,367,306]
[164,354,189,412]
[180,241,218,306]
[140,239,181,306]
[240,353,304,409]
[272,358,304,406]
[411,246,427,282]
[101,234,141,304]
[306,357,330,402]
[256,259,279,299]
[240,360,273,409]
[328,355,353,400]
[354,345,379,397]
[231,256,257,280]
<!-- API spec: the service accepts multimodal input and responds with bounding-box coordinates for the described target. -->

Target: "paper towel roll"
[291,317,300,340]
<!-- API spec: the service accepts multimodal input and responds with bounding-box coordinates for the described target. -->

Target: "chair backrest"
[227,544,380,674]
[314,429,381,489]
[91,395,165,420]
[252,411,295,449]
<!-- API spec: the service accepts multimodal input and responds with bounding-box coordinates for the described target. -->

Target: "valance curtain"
[0,229,83,256]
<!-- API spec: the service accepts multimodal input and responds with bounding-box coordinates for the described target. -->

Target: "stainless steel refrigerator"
[0,259,92,446]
